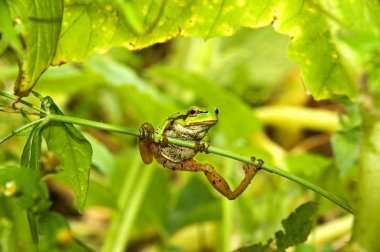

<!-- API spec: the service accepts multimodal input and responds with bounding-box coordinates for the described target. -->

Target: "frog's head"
[173,106,218,139]
[180,106,218,125]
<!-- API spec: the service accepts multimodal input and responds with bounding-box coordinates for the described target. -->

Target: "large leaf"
[6,0,353,100]
[56,0,353,100]
[7,0,63,96]
[41,97,92,212]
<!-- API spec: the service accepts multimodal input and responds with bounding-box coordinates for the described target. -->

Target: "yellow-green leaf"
[7,0,63,96]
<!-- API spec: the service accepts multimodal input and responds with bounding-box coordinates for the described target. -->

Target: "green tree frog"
[139,106,263,200]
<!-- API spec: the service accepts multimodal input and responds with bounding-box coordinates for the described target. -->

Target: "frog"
[138,106,263,200]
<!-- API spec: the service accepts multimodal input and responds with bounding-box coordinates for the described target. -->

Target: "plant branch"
[0,91,354,214]
[0,91,47,115]
[48,114,140,137]
[170,138,354,214]
[0,118,45,144]
[45,114,354,214]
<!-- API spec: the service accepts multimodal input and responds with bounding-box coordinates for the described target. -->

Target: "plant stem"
[0,90,354,215]
[0,118,45,144]
[160,140,355,215]
[48,114,140,137]
[0,99,354,214]
[0,91,47,115]
[352,101,380,250]
[44,114,354,214]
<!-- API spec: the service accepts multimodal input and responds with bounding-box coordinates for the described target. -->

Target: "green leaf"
[273,1,354,100]
[50,1,352,100]
[7,0,63,96]
[5,1,353,100]
[20,123,43,171]
[275,202,318,251]
[236,202,318,252]
[320,0,380,88]
[0,167,50,212]
[41,97,92,212]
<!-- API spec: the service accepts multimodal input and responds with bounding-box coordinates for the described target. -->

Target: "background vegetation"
[1,0,379,251]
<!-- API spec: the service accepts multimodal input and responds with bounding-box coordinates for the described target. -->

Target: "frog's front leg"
[194,134,210,153]
[155,154,263,200]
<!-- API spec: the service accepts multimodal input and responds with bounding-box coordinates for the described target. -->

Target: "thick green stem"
[352,102,380,250]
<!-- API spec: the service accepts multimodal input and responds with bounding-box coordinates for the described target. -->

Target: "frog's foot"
[243,156,264,174]
[159,135,169,146]
[195,140,209,153]
[161,158,260,200]
[139,123,155,164]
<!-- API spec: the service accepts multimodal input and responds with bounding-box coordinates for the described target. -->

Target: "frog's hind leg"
[201,161,262,200]
[156,155,261,200]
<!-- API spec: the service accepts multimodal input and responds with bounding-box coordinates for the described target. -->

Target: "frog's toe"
[195,141,209,153]
[139,122,155,141]
[160,136,169,146]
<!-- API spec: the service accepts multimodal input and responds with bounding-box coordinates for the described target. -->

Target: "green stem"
[43,114,355,214]
[163,139,355,215]
[45,114,354,214]
[0,118,45,144]
[352,102,380,250]
[48,114,140,137]
[0,91,47,115]
[0,93,354,215]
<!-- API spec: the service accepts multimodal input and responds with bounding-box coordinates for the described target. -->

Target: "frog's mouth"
[188,119,217,126]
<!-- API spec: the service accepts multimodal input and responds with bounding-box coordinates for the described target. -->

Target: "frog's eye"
[189,109,198,116]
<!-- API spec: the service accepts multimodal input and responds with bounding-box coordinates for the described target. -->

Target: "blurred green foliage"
[3,0,380,251]
[0,26,352,251]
